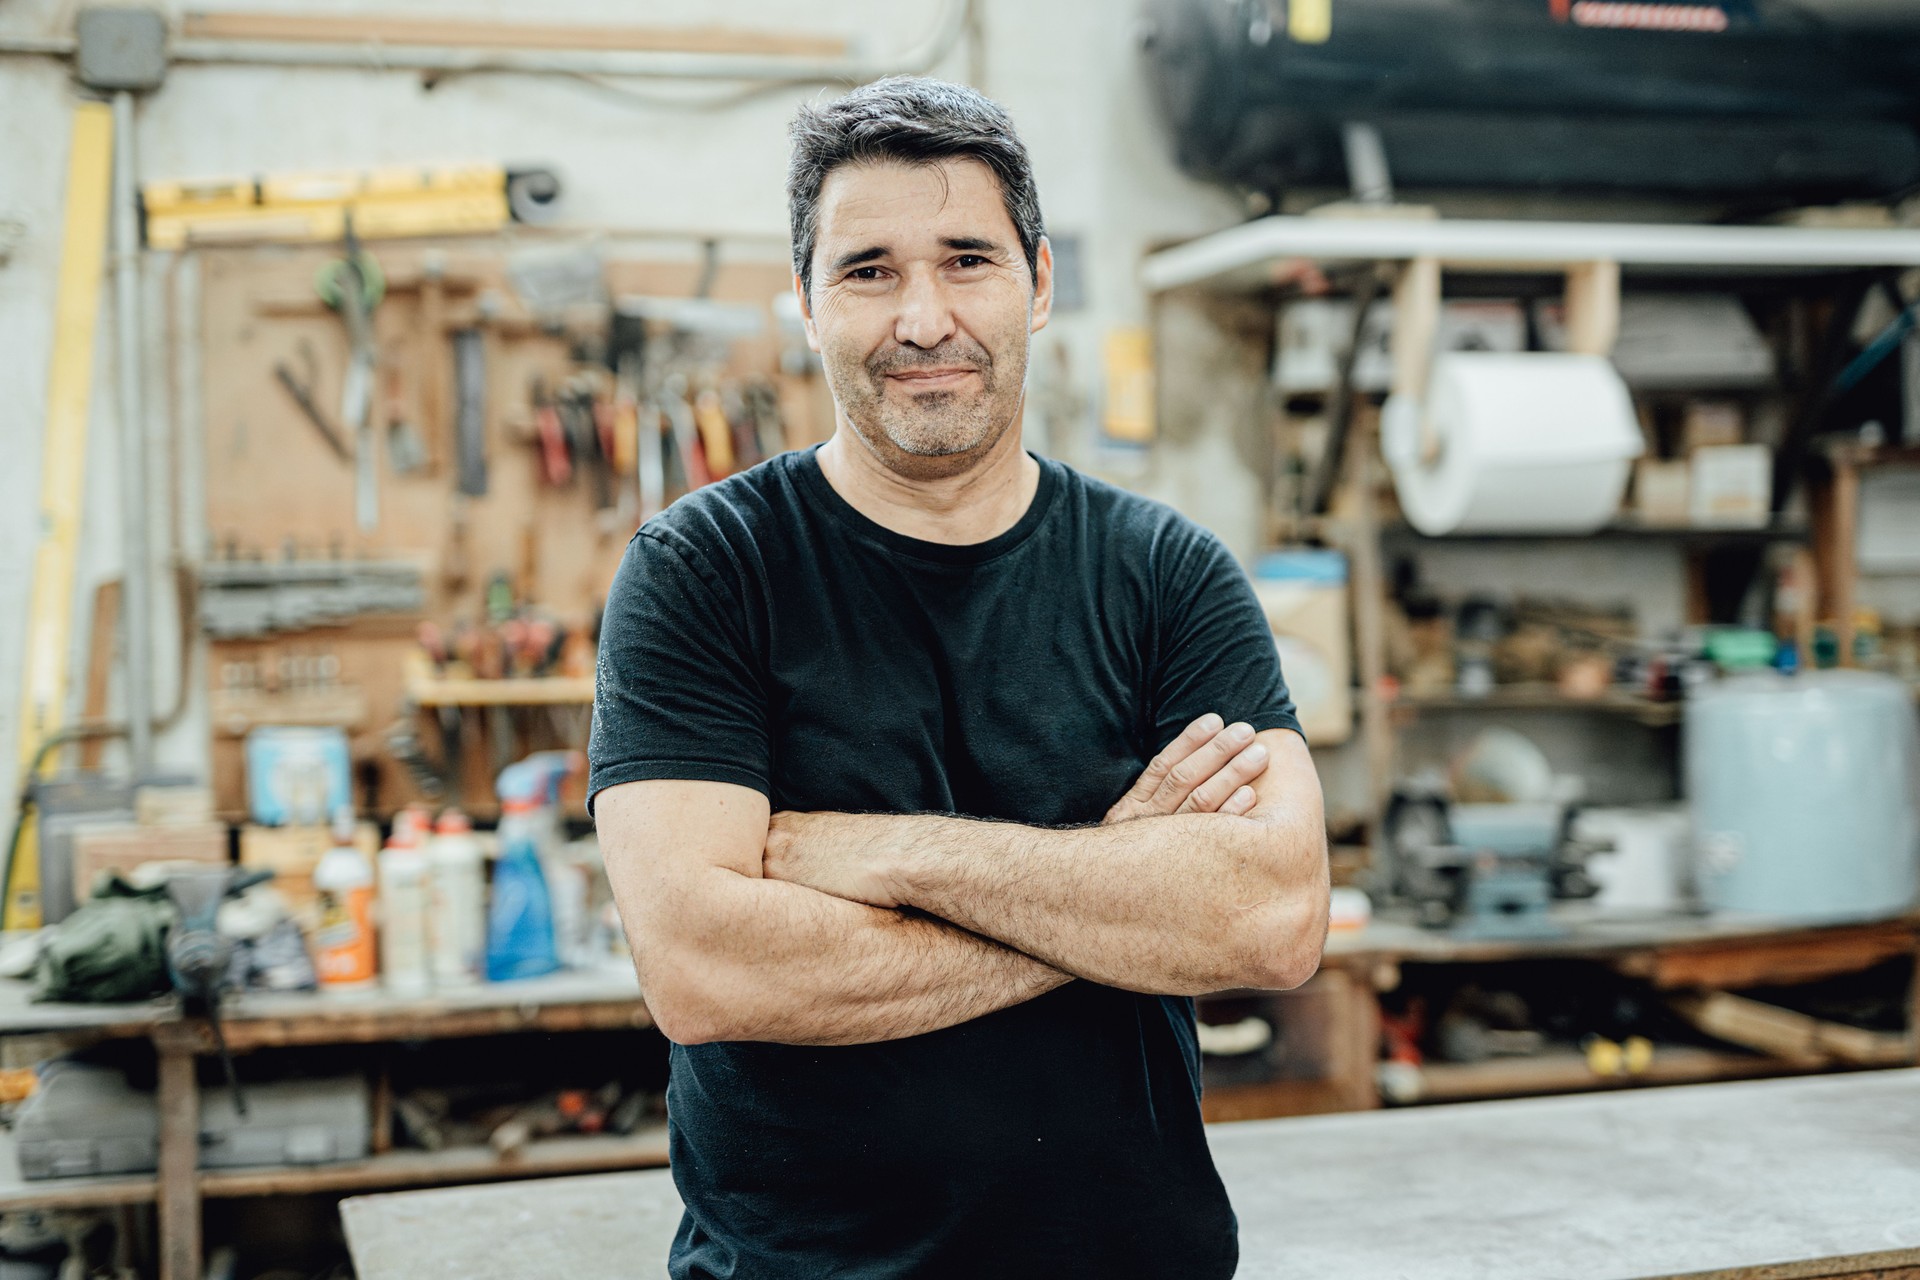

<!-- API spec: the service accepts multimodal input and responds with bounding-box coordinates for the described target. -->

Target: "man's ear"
[1029,236,1054,336]
[793,272,823,354]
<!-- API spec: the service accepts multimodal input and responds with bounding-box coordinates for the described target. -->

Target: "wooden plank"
[1203,1079,1352,1123]
[1389,255,1440,404]
[1668,991,1914,1067]
[155,1034,201,1280]
[407,672,595,708]
[177,11,849,58]
[78,579,122,769]
[1406,1045,1811,1105]
[209,999,652,1051]
[1562,259,1621,356]
[201,1126,669,1199]
[12,102,117,930]
[1617,923,1920,990]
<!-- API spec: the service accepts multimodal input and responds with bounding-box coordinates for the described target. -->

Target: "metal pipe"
[2,2,967,82]
[166,2,966,81]
[0,34,77,56]
[111,91,154,779]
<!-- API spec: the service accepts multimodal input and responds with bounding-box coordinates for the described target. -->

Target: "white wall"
[0,0,1264,783]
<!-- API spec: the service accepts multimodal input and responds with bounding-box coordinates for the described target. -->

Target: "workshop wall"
[0,0,1254,783]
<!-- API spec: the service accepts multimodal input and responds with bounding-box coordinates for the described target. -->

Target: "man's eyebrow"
[829,245,889,273]
[942,236,1003,253]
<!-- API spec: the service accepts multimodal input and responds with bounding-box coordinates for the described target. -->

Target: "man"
[590,76,1329,1280]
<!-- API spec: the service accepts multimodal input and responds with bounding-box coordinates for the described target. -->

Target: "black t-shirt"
[588,445,1300,1280]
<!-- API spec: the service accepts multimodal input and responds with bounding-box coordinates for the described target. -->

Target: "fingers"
[1218,785,1258,817]
[1157,722,1266,814]
[1121,712,1223,804]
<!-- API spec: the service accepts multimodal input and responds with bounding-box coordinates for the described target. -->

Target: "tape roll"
[1382,353,1643,535]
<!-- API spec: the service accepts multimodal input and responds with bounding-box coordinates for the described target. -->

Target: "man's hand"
[1102,713,1270,825]
[764,811,904,908]
[764,713,1275,911]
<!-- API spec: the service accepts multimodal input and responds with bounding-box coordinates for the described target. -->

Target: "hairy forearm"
[891,809,1325,995]
[642,868,1071,1047]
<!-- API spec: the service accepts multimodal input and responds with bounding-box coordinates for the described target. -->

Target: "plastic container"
[428,810,486,986]
[377,834,432,996]
[486,764,560,982]
[1686,670,1920,921]
[312,810,376,989]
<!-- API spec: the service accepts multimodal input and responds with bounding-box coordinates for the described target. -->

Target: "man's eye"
[954,255,989,269]
[847,267,885,281]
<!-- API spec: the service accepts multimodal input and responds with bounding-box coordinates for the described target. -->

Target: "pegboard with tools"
[198,239,831,817]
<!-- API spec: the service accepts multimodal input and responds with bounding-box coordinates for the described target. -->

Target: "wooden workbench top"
[343,1069,1920,1280]
[0,964,647,1046]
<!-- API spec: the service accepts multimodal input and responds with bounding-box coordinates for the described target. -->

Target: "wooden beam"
[155,1033,202,1280]
[178,11,849,58]
[1616,924,1919,991]
[1562,259,1621,356]
[1390,255,1440,405]
[78,579,123,770]
[1669,991,1914,1067]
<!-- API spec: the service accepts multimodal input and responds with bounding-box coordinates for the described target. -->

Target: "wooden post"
[1831,451,1860,668]
[155,1029,201,1280]
[1563,260,1621,357]
[1345,399,1395,871]
[1390,256,1441,405]
[1318,967,1382,1112]
[419,260,448,477]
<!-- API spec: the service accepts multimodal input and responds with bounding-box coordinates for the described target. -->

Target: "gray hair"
[787,76,1045,299]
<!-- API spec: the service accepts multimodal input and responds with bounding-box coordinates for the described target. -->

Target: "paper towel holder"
[1389,254,1622,463]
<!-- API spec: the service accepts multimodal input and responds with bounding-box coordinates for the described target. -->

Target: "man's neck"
[815,418,1041,546]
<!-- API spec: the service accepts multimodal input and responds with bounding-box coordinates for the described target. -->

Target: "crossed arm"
[595,716,1329,1047]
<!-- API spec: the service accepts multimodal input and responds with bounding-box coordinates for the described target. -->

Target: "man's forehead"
[814,157,1016,254]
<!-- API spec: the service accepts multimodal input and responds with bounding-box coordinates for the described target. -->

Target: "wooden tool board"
[196,240,826,816]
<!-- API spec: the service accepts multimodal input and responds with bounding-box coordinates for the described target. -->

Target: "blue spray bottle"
[485,759,562,982]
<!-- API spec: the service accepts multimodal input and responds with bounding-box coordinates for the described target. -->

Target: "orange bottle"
[313,810,377,988]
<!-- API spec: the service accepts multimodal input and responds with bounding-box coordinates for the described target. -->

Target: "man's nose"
[893,266,958,350]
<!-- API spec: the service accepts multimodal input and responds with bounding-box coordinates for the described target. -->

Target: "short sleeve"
[1148,527,1302,751]
[587,530,771,813]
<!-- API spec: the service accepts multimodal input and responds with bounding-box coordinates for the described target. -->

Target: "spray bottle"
[485,757,570,981]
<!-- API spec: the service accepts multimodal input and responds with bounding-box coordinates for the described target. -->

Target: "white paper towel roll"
[1382,353,1643,535]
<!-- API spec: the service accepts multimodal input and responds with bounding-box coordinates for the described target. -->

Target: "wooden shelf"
[1400,1046,1825,1106]
[406,673,595,708]
[0,967,652,1052]
[1141,215,1920,293]
[0,1127,670,1210]
[201,1126,670,1198]
[1396,685,1682,726]
[1382,518,1810,546]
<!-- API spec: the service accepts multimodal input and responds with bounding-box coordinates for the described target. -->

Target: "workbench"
[0,966,661,1280]
[1215,907,1920,1120]
[341,1068,1920,1280]
[1,909,1913,1277]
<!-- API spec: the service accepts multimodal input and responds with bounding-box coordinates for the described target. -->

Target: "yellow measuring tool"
[8,102,115,930]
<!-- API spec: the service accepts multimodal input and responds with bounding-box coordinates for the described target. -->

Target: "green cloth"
[32,874,173,1003]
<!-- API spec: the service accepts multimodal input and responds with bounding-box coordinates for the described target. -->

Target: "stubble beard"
[828,336,1029,478]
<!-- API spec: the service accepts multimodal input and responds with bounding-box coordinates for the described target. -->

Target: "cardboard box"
[1253,550,1353,746]
[239,822,379,924]
[1634,459,1692,526]
[71,822,228,904]
[1690,444,1772,527]
[1681,401,1745,453]
[134,784,215,827]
